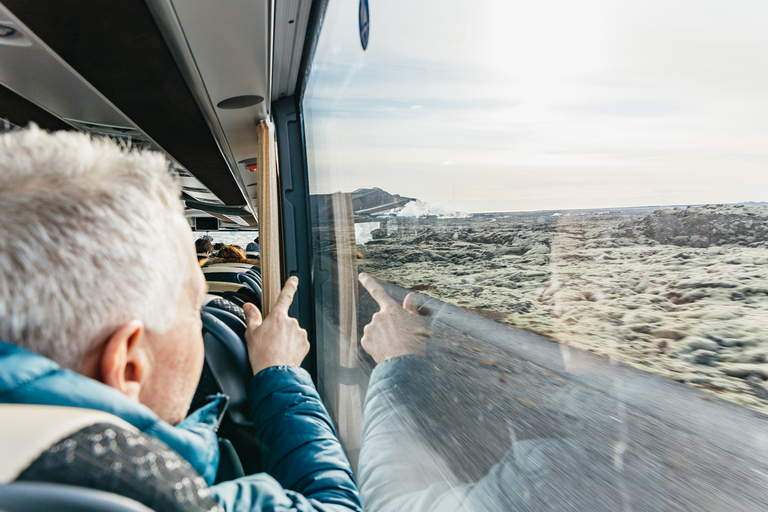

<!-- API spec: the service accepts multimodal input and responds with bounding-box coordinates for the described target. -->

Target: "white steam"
[396,200,471,218]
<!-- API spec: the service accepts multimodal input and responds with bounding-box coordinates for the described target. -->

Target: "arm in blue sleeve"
[244,365,361,512]
[211,472,357,512]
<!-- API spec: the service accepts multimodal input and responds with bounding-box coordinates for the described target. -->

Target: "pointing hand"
[359,273,431,364]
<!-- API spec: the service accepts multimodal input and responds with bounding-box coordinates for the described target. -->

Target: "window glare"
[306,0,768,212]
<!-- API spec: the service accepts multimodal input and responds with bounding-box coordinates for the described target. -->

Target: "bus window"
[303,0,768,509]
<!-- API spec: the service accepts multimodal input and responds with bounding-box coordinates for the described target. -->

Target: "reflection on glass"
[303,0,768,509]
[357,208,768,413]
[356,275,768,511]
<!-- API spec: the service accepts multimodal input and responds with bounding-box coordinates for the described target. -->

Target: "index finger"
[272,276,298,314]
[359,273,398,310]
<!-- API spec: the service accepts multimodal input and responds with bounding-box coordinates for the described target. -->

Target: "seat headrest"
[0,405,135,483]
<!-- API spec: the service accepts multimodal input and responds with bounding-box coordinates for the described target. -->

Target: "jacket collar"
[0,340,224,485]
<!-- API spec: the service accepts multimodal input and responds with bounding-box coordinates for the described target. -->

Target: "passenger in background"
[246,237,260,259]
[195,238,214,260]
[200,244,260,269]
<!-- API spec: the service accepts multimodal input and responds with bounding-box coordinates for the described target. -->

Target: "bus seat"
[0,405,185,511]
[202,264,261,284]
[203,271,261,297]
[191,312,262,477]
[203,293,221,305]
[200,311,251,425]
[206,281,245,294]
[0,482,152,512]
[202,262,258,272]
[221,290,261,311]
[206,283,261,311]
[204,297,246,323]
[202,305,246,340]
[237,274,261,297]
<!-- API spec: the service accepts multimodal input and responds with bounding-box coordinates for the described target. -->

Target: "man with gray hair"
[0,126,361,511]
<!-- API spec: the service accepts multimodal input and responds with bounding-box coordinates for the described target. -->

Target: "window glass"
[304,1,768,509]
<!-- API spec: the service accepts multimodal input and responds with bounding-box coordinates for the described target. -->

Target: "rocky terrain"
[357,204,768,413]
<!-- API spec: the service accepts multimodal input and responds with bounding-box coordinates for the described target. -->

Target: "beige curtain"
[256,118,281,317]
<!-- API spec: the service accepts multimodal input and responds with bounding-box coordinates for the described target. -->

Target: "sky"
[303,0,768,212]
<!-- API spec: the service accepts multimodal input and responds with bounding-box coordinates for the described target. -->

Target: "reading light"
[216,95,264,109]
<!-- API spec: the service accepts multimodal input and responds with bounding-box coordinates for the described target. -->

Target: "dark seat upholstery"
[192,311,261,476]
[0,482,153,512]
[223,291,259,310]
[204,297,246,323]
[202,305,246,341]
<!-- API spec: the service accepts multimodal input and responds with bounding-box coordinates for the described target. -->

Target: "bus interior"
[2,0,768,510]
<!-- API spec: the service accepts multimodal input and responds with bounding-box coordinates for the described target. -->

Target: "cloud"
[304,0,768,209]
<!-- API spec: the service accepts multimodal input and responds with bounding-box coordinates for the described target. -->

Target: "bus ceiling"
[0,0,313,227]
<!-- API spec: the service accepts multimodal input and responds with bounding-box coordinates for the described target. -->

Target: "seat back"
[202,262,257,272]
[0,482,152,512]
[0,405,135,484]
[202,304,246,340]
[203,269,262,298]
[200,311,252,426]
[0,405,154,511]
[206,281,247,294]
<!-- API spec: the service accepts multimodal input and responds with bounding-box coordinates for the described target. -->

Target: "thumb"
[243,303,263,328]
[403,292,423,314]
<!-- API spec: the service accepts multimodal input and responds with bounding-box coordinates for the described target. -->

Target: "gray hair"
[0,126,188,370]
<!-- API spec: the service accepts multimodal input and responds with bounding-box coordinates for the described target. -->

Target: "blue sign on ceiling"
[359,0,369,50]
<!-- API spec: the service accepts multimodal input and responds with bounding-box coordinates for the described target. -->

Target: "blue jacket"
[0,341,361,512]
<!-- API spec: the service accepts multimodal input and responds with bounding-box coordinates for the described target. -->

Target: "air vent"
[63,119,151,149]
[182,186,210,193]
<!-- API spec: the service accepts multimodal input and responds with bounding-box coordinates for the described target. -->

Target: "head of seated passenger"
[195,238,214,259]
[200,244,260,268]
[0,125,206,426]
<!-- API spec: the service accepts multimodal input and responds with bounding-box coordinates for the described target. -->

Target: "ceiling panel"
[0,0,246,206]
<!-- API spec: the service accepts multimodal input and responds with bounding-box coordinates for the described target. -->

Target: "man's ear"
[99,319,151,402]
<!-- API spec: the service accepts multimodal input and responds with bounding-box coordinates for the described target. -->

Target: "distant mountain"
[350,187,415,214]
[309,187,417,222]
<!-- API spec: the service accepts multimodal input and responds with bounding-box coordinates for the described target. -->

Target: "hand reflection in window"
[357,273,593,512]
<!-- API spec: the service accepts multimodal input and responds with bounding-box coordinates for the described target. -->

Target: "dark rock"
[671,290,709,304]
[691,349,718,365]
[653,329,684,341]
[740,350,768,364]
[513,302,532,313]
[629,324,654,334]
[371,228,389,240]
[618,205,768,248]
[396,252,426,263]
[720,364,768,380]
[687,337,720,352]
